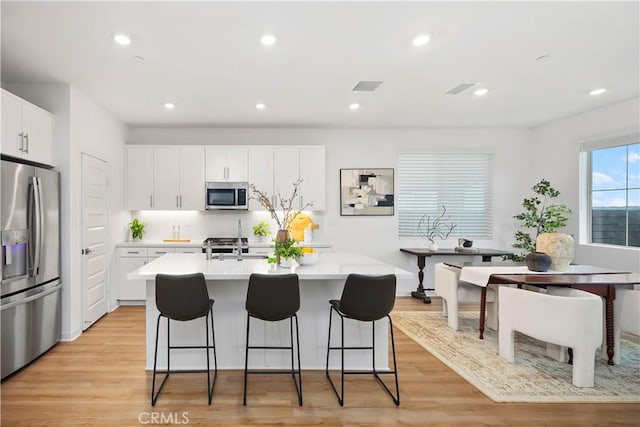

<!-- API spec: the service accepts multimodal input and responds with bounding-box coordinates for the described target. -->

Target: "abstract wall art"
[340,168,394,216]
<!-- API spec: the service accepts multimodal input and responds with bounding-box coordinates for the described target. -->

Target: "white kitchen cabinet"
[274,146,300,205]
[299,146,326,211]
[1,89,54,166]
[118,246,177,303]
[274,146,326,211]
[153,147,180,209]
[205,146,248,182]
[178,147,205,209]
[247,146,274,210]
[126,146,155,210]
[126,146,205,210]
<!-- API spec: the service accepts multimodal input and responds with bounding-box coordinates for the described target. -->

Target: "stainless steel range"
[202,237,249,254]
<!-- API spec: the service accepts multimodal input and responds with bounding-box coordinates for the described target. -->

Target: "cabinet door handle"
[150,195,153,208]
[24,134,29,153]
[18,132,24,152]
[127,251,140,254]
[155,251,167,254]
[179,195,183,207]
[176,195,179,208]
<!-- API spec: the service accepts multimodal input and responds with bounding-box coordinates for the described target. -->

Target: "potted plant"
[512,179,572,262]
[252,220,271,242]
[274,238,303,267]
[129,218,146,241]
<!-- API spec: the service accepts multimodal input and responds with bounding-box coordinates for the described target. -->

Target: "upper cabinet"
[126,144,325,211]
[1,89,54,166]
[274,146,326,211]
[126,146,205,210]
[205,146,248,182]
[247,146,274,211]
[126,146,154,210]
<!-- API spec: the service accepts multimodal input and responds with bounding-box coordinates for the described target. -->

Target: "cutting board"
[162,238,192,243]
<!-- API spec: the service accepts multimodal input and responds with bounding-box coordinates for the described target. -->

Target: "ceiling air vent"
[352,81,384,92]
[445,82,477,95]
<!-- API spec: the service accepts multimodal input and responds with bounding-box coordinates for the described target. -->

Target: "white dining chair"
[498,286,602,388]
[434,263,496,331]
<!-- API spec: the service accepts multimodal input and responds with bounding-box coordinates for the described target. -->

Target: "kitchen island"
[128,253,412,371]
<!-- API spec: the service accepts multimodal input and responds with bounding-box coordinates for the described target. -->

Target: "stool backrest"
[156,273,210,321]
[246,273,300,321]
[339,274,396,321]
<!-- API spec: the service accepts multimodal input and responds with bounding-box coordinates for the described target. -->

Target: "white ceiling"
[1,1,638,129]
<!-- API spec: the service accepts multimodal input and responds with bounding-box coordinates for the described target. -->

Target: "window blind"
[397,152,493,238]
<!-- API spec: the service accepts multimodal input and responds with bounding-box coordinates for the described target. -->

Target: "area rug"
[391,311,640,402]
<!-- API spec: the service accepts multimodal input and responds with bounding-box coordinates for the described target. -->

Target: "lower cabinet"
[117,247,178,304]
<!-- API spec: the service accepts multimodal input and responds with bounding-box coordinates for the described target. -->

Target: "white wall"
[129,127,532,294]
[4,83,128,340]
[531,97,640,272]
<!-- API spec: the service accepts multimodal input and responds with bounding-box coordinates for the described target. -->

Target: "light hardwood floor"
[1,298,638,426]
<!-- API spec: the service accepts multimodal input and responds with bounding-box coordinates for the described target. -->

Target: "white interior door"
[82,153,108,330]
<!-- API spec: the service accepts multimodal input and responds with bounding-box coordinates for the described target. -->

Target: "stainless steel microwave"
[205,182,249,210]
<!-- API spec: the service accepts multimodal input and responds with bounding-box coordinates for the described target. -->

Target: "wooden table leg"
[410,255,431,304]
[605,291,615,365]
[479,287,486,339]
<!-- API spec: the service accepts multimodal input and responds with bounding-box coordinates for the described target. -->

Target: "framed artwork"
[340,168,394,216]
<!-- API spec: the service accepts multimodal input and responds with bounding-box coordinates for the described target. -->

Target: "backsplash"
[126,210,325,243]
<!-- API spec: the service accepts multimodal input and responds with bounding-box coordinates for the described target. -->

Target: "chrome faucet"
[236,219,243,261]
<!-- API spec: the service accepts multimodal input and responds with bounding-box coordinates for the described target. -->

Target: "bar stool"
[243,273,302,406]
[151,273,217,406]
[325,273,399,406]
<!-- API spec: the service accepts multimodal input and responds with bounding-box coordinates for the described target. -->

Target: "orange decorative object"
[287,213,319,241]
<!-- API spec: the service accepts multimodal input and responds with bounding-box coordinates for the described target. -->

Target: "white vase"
[536,232,574,271]
[280,257,292,268]
[427,241,438,251]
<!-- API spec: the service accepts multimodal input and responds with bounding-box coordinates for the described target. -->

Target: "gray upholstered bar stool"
[325,273,399,406]
[152,273,217,406]
[243,273,302,406]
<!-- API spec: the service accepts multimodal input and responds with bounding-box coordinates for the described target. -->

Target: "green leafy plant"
[274,238,303,260]
[512,179,572,261]
[129,218,146,240]
[252,220,271,238]
[267,256,278,264]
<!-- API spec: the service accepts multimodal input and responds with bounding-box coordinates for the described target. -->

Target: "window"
[588,142,640,247]
[397,152,493,238]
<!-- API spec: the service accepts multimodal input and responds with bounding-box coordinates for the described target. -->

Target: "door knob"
[82,248,93,255]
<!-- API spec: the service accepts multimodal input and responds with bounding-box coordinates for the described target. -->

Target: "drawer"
[147,247,176,257]
[175,247,201,254]
[118,247,148,257]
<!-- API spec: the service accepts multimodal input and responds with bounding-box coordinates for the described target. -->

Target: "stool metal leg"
[151,311,219,406]
[243,312,250,406]
[325,308,400,406]
[372,315,400,406]
[292,314,303,406]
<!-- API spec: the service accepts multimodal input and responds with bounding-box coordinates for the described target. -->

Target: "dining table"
[445,262,638,365]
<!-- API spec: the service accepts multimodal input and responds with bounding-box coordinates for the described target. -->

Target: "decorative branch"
[417,205,457,243]
[249,178,314,231]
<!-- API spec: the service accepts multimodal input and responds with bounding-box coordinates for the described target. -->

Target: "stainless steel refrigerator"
[1,159,61,379]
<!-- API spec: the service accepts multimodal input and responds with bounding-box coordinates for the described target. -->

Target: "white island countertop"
[128,252,412,281]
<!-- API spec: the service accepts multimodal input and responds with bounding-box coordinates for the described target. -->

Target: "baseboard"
[60,328,82,342]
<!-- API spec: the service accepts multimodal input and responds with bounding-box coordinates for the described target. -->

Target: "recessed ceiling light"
[261,34,277,46]
[113,33,131,46]
[349,103,360,110]
[256,103,266,110]
[164,103,175,110]
[589,88,607,96]
[474,88,489,96]
[412,34,430,47]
